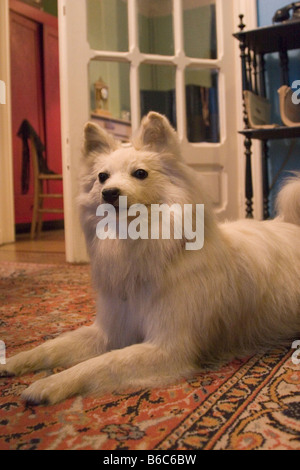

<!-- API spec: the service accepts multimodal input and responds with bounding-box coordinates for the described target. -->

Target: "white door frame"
[0,0,260,260]
[0,0,15,246]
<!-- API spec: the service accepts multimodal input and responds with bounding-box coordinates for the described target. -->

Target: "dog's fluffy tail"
[276,173,300,225]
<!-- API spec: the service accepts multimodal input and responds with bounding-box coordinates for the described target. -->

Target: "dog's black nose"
[102,188,121,204]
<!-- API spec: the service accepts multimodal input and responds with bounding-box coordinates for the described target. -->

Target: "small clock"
[100,86,109,101]
[94,77,111,116]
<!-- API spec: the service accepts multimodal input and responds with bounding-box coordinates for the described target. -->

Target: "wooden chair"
[30,135,63,239]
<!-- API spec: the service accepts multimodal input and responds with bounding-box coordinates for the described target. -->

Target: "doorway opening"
[9,0,64,258]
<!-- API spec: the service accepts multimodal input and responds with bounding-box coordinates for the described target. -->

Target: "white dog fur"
[1,112,300,405]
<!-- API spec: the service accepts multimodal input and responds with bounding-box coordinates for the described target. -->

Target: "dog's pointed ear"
[133,112,182,158]
[83,122,117,157]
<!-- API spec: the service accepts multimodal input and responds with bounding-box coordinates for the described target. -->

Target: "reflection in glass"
[185,68,219,143]
[89,60,130,122]
[140,64,176,128]
[138,0,174,56]
[183,0,217,59]
[87,0,128,52]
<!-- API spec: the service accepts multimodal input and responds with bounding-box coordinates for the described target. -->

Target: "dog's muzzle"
[102,188,121,205]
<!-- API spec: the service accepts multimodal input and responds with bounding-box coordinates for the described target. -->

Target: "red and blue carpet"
[0,262,299,450]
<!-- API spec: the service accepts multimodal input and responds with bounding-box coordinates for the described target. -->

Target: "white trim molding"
[58,0,90,262]
[0,0,15,245]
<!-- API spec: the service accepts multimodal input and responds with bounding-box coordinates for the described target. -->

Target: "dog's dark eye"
[132,169,148,180]
[98,172,109,184]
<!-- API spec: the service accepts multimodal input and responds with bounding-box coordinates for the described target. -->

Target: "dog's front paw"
[21,372,78,406]
[0,348,48,377]
[0,363,14,377]
[21,376,62,405]
[0,359,17,377]
[0,353,36,377]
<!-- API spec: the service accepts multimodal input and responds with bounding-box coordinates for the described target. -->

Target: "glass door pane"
[140,63,176,128]
[86,0,128,52]
[89,60,130,119]
[183,0,217,59]
[138,0,174,56]
[185,68,219,142]
[89,60,131,141]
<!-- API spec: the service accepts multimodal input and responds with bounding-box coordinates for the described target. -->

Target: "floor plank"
[0,230,66,264]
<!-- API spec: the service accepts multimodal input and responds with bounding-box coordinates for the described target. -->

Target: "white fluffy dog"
[1,112,300,405]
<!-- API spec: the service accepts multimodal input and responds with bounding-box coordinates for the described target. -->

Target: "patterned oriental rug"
[0,262,299,451]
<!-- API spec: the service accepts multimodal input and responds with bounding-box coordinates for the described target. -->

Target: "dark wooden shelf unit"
[234,17,300,219]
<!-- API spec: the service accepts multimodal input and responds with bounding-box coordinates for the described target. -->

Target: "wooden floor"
[0,229,66,264]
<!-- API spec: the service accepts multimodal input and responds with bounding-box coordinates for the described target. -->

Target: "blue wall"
[257,0,284,26]
[256,0,300,216]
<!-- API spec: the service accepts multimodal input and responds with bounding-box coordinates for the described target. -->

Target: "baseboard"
[16,219,64,234]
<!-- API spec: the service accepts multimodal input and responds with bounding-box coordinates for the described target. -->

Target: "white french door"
[58,0,257,262]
